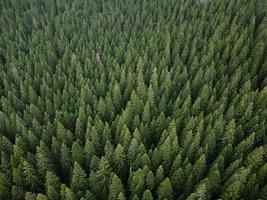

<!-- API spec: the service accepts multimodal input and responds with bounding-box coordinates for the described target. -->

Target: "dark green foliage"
[0,172,11,199]
[0,0,266,199]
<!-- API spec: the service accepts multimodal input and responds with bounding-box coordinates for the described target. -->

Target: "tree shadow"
[0,55,6,65]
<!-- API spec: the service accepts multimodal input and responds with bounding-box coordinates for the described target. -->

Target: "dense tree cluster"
[0,0,266,199]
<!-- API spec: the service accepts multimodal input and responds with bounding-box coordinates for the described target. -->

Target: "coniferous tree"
[108,173,125,200]
[60,143,72,180]
[0,172,11,199]
[113,144,126,176]
[142,190,153,200]
[71,141,84,166]
[45,171,60,200]
[129,168,145,197]
[23,161,39,190]
[93,157,112,199]
[70,162,87,198]
[157,178,173,200]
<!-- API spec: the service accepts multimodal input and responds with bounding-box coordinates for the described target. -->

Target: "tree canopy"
[0,0,266,199]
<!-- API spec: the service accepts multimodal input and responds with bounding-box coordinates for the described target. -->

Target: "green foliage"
[45,171,60,200]
[142,190,153,200]
[108,173,125,200]
[36,194,48,200]
[157,178,173,200]
[71,141,84,166]
[92,157,112,199]
[129,168,145,197]
[0,0,266,199]
[0,172,11,199]
[70,162,87,197]
[113,144,126,175]
[22,161,39,190]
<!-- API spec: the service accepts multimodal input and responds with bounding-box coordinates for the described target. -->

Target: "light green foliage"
[70,162,87,196]
[157,178,173,200]
[108,173,125,200]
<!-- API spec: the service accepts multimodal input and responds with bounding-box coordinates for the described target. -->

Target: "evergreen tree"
[60,143,72,180]
[129,168,145,197]
[23,161,39,190]
[36,141,55,177]
[71,141,84,166]
[45,171,60,200]
[157,178,173,200]
[113,144,126,176]
[0,172,11,199]
[113,83,122,113]
[93,157,112,199]
[108,173,125,200]
[70,162,87,197]
[142,190,153,200]
[155,165,165,186]
[146,171,155,191]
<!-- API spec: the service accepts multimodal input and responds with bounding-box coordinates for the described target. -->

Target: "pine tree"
[141,190,153,200]
[113,83,122,113]
[84,139,95,169]
[108,173,125,200]
[23,161,39,190]
[70,162,87,197]
[155,165,165,186]
[145,171,155,191]
[157,178,173,200]
[221,167,249,199]
[0,172,11,199]
[60,143,72,179]
[142,102,151,124]
[36,141,55,177]
[247,146,265,168]
[113,144,126,176]
[187,183,207,200]
[71,141,84,166]
[194,154,206,182]
[129,168,145,197]
[171,168,185,194]
[93,157,112,199]
[45,171,60,200]
[56,123,73,145]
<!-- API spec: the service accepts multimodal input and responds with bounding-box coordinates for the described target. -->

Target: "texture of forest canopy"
[0,0,266,199]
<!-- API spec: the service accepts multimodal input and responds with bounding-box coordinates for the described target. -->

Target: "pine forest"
[0,0,266,199]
